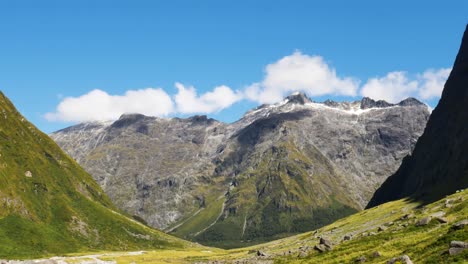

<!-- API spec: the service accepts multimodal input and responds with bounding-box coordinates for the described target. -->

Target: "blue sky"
[0,1,467,133]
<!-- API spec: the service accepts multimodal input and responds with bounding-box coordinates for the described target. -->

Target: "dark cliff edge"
[367,25,468,208]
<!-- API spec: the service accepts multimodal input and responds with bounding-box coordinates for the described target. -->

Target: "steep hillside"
[0,92,192,259]
[368,25,468,208]
[51,94,429,246]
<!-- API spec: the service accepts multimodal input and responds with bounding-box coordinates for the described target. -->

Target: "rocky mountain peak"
[285,92,312,105]
[360,97,393,109]
[397,97,425,107]
[111,113,149,128]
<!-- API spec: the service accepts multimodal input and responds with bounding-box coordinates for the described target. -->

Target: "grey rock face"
[51,95,429,241]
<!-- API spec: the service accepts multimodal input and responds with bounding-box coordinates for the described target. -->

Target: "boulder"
[415,217,432,226]
[450,241,468,248]
[387,255,413,264]
[449,247,465,256]
[355,256,366,263]
[452,219,468,229]
[314,244,330,253]
[256,250,268,257]
[372,251,382,258]
[320,237,333,248]
[378,226,387,232]
[436,217,448,224]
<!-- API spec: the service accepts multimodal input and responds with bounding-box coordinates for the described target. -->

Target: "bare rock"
[452,219,468,229]
[24,171,32,177]
[387,255,413,264]
[436,217,448,223]
[378,226,387,232]
[400,213,414,220]
[415,217,432,226]
[314,244,330,253]
[355,256,366,263]
[450,241,468,248]
[449,247,465,255]
[320,237,333,248]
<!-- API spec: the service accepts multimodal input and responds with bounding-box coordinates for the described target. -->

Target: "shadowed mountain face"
[0,93,188,258]
[51,93,429,247]
[367,25,468,208]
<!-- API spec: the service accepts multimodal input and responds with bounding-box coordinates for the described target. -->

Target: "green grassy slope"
[0,92,193,259]
[88,189,467,263]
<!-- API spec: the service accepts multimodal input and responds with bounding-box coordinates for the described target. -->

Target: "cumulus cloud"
[418,68,452,99]
[360,68,451,103]
[245,51,359,104]
[45,84,243,122]
[45,88,174,122]
[174,82,242,114]
[45,52,451,124]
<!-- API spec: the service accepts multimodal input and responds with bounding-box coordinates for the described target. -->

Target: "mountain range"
[51,93,430,247]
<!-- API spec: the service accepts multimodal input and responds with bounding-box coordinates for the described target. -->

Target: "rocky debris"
[320,237,333,248]
[449,247,465,256]
[372,251,382,258]
[24,171,32,177]
[377,226,387,232]
[387,255,413,264]
[448,240,468,255]
[314,244,330,253]
[430,211,445,218]
[355,256,366,263]
[435,217,448,223]
[400,213,414,220]
[314,237,333,252]
[415,217,432,226]
[452,219,468,229]
[256,250,268,257]
[450,241,468,248]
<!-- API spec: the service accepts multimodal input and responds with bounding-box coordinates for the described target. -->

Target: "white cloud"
[45,52,451,124]
[245,51,359,104]
[360,68,451,103]
[45,88,174,122]
[174,82,242,114]
[360,72,419,103]
[418,68,451,99]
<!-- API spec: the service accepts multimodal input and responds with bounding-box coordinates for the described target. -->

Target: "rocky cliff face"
[367,25,468,208]
[51,94,430,246]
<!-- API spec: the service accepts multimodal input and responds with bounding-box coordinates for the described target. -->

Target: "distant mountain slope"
[51,94,430,247]
[0,92,191,259]
[367,25,468,208]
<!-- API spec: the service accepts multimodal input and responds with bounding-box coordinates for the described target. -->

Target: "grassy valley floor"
[6,189,467,263]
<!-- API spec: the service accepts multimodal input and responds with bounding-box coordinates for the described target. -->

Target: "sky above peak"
[0,1,467,133]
